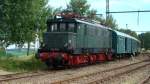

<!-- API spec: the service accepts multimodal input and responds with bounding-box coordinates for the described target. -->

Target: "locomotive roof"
[112,30,140,42]
[75,19,109,29]
[47,18,140,43]
[47,18,109,29]
[47,18,77,23]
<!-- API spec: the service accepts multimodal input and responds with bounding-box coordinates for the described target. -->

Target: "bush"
[0,56,46,72]
[0,48,6,57]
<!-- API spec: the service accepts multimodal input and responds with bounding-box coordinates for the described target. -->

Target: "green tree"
[95,15,118,29]
[67,0,90,16]
[0,0,10,48]
[139,32,150,50]
[118,29,138,39]
[0,0,49,55]
[24,0,49,55]
[86,9,97,19]
[64,0,118,29]
[102,15,118,29]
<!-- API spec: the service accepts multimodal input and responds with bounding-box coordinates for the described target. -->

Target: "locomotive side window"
[48,22,77,33]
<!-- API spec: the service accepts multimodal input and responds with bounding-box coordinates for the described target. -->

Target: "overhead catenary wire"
[107,10,150,13]
[105,0,150,26]
[107,10,150,25]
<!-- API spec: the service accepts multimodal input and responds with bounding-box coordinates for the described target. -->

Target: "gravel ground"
[67,61,150,84]
[103,65,150,84]
[0,54,149,84]
[144,78,150,84]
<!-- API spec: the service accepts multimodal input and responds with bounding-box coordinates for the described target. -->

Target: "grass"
[0,55,47,72]
[6,48,35,56]
[0,49,6,57]
[0,49,46,72]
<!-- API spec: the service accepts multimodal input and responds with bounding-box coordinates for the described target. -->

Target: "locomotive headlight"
[64,40,72,48]
[68,40,71,44]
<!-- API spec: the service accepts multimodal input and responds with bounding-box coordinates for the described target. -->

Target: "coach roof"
[112,30,140,42]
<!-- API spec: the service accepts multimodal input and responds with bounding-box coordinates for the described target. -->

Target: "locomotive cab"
[42,18,78,53]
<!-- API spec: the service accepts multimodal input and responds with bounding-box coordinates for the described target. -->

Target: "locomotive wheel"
[45,59,52,67]
[52,55,63,68]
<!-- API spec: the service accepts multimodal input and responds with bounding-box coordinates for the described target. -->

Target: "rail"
[51,60,150,84]
[140,75,150,84]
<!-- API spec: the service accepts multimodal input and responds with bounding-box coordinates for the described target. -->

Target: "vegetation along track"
[51,60,150,84]
[0,70,57,82]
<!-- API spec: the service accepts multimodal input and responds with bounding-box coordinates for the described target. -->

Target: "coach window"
[68,23,75,32]
[60,23,66,32]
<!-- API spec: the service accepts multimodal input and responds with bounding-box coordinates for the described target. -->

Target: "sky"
[48,0,150,33]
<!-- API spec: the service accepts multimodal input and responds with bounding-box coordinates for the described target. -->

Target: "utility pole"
[106,0,110,20]
[126,24,128,29]
[107,10,150,25]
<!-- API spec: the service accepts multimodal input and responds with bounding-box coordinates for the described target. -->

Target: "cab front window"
[48,23,58,32]
[68,23,77,33]
[68,23,74,32]
[47,22,77,33]
[60,23,66,32]
[51,24,57,32]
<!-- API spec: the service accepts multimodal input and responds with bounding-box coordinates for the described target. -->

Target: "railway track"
[141,75,150,84]
[0,70,57,82]
[89,62,150,84]
[51,60,150,84]
[0,54,149,83]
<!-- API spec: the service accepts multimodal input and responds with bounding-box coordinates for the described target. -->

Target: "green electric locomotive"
[36,13,140,67]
